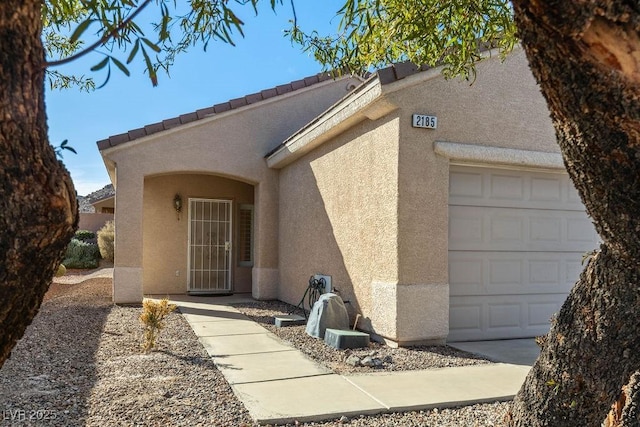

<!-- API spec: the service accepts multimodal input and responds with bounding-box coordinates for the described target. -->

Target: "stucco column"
[112,166,144,303]
[392,127,451,345]
[252,178,279,299]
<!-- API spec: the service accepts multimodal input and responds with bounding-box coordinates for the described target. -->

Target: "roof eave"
[101,156,117,188]
[96,71,346,152]
[91,195,115,206]
[266,77,396,169]
[265,53,486,169]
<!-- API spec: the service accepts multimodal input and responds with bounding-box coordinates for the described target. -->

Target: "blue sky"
[46,1,345,196]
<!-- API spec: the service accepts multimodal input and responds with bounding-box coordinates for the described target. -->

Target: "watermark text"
[2,409,58,422]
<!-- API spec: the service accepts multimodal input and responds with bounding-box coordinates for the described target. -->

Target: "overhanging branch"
[44,0,153,68]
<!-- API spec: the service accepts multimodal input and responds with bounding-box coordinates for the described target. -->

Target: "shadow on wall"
[277,158,360,328]
[277,121,402,337]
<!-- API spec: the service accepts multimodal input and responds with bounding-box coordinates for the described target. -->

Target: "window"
[238,204,253,267]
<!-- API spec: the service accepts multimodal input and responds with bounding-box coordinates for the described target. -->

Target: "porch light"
[173,194,182,220]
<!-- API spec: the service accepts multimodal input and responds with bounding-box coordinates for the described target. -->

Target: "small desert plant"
[97,220,115,262]
[62,238,100,269]
[55,264,66,277]
[140,298,177,353]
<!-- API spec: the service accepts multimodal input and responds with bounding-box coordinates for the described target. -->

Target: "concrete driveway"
[449,339,540,366]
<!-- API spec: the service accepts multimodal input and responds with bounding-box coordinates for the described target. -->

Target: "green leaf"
[97,63,111,89]
[141,37,161,53]
[127,39,140,64]
[64,145,78,154]
[69,18,95,44]
[141,46,158,86]
[111,56,130,76]
[90,56,110,72]
[54,139,77,159]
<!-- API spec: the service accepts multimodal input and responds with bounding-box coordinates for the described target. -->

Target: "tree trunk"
[0,1,77,369]
[508,1,640,425]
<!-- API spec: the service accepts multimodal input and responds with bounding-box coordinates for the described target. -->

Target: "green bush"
[62,238,100,269]
[74,229,96,242]
[98,221,115,262]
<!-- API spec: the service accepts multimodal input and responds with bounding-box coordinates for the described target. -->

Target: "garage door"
[448,165,599,341]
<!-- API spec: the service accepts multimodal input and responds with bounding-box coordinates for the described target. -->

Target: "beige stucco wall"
[278,116,401,336]
[142,174,254,295]
[389,48,556,342]
[104,77,362,303]
[398,49,555,343]
[277,49,556,344]
[387,48,556,155]
[78,213,114,233]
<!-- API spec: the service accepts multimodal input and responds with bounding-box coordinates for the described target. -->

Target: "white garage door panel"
[449,167,584,210]
[449,251,581,296]
[448,165,598,341]
[449,205,598,252]
[449,294,563,341]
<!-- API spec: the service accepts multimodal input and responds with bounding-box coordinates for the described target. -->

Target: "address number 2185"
[412,114,437,129]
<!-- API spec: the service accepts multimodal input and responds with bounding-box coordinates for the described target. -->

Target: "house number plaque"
[412,114,437,129]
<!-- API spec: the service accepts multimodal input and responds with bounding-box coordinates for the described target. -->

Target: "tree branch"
[45,0,153,68]
[582,17,640,83]
[290,0,297,28]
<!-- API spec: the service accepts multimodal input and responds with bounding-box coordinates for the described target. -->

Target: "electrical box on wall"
[314,274,332,294]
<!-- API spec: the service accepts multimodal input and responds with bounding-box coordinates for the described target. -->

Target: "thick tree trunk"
[0,2,77,369]
[508,1,640,426]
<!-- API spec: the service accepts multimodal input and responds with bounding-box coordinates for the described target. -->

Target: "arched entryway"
[142,173,255,295]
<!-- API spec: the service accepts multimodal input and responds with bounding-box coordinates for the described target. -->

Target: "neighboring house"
[98,48,599,345]
[78,186,115,233]
[91,195,115,214]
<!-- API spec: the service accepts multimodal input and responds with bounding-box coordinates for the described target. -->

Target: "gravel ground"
[232,301,492,374]
[0,277,511,426]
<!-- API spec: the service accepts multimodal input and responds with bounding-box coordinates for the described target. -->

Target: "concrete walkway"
[169,294,531,425]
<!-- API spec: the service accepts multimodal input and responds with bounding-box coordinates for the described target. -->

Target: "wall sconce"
[173,193,182,220]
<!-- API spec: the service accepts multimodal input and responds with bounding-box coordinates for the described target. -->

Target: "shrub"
[97,221,114,262]
[140,298,177,353]
[55,264,66,277]
[62,238,100,269]
[74,229,96,243]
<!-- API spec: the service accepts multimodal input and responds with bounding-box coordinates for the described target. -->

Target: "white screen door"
[187,198,232,293]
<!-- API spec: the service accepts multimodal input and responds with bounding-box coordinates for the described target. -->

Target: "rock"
[361,356,375,367]
[383,355,393,364]
[361,356,384,368]
[339,415,350,423]
[346,354,361,367]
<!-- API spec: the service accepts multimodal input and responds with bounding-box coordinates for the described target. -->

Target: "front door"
[187,198,232,294]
